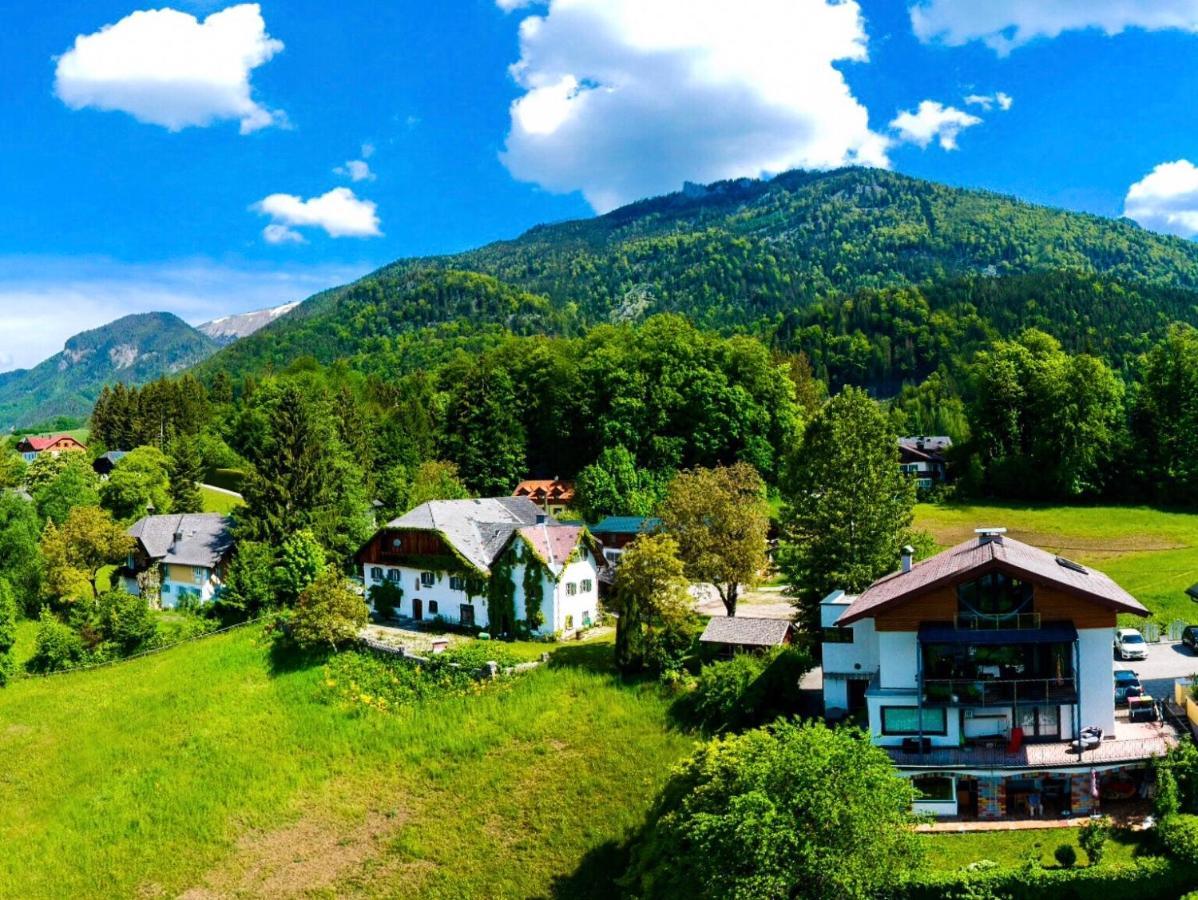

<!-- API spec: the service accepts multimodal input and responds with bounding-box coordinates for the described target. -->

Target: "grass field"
[200,484,245,514]
[920,826,1146,871]
[0,625,692,899]
[916,502,1198,625]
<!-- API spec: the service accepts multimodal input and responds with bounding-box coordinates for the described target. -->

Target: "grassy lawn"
[920,826,1146,871]
[200,484,244,514]
[916,501,1198,625]
[0,625,692,899]
[10,617,38,669]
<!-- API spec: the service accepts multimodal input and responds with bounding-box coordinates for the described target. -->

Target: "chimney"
[535,514,547,525]
[975,527,1007,546]
[901,545,915,574]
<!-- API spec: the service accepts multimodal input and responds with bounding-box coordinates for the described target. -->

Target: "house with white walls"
[119,513,234,608]
[356,497,602,637]
[822,528,1179,819]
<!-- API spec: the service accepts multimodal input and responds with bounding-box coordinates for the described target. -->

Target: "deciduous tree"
[100,446,172,522]
[290,568,367,651]
[40,506,133,604]
[33,455,100,525]
[658,462,770,617]
[608,533,692,673]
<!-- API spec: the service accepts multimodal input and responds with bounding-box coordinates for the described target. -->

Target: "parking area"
[1119,639,1198,702]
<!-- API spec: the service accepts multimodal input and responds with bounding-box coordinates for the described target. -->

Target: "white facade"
[363,545,600,636]
[820,590,877,713]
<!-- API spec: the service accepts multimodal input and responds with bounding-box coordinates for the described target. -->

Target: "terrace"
[887,718,1181,769]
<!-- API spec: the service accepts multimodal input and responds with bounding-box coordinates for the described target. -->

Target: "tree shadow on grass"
[546,641,620,674]
[265,635,330,677]
[547,837,632,899]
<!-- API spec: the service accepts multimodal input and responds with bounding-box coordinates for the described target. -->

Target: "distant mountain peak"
[198,302,300,346]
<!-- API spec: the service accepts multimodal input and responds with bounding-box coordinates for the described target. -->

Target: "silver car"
[1114,628,1148,661]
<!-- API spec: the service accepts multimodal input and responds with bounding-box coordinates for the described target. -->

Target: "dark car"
[1114,669,1142,705]
[1183,625,1198,652]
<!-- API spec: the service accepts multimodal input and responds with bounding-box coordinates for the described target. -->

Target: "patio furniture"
[1072,726,1103,752]
[1128,695,1158,722]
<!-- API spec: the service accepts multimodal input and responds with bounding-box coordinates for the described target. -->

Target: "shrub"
[368,579,403,620]
[623,721,922,900]
[899,857,1198,899]
[1053,844,1077,868]
[684,646,813,732]
[1079,817,1111,866]
[1158,814,1198,860]
[289,568,367,651]
[0,577,16,686]
[1155,742,1198,817]
[95,590,159,656]
[26,608,85,673]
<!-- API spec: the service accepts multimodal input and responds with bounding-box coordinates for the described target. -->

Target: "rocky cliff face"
[198,302,300,346]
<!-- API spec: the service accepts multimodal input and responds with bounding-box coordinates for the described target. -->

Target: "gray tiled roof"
[128,513,233,568]
[699,616,794,647]
[386,497,551,573]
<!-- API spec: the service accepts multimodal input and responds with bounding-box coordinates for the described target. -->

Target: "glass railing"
[921,677,1076,705]
[954,613,1042,630]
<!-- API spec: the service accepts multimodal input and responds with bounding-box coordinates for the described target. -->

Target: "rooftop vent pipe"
[901,545,915,573]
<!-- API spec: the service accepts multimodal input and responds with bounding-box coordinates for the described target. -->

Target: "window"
[162,583,172,594]
[580,578,593,592]
[582,611,592,627]
[193,567,206,585]
[392,537,403,549]
[564,614,574,630]
[822,627,854,644]
[421,571,435,588]
[449,575,465,591]
[957,571,1033,620]
[385,569,400,583]
[428,600,439,615]
[566,582,577,596]
[460,604,475,627]
[881,706,947,736]
[370,567,383,580]
[911,774,955,802]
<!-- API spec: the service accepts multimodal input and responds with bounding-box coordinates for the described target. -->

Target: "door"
[412,598,423,621]
[847,678,868,713]
[1018,706,1060,740]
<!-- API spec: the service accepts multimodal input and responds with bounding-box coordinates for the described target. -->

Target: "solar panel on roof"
[1055,556,1088,574]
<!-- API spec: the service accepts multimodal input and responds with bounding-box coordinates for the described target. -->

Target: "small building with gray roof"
[119,512,234,608]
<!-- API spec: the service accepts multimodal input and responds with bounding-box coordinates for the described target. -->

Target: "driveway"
[1119,640,1198,702]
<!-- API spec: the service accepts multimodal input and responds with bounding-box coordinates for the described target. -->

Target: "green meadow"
[200,484,245,515]
[915,502,1198,625]
[0,626,692,899]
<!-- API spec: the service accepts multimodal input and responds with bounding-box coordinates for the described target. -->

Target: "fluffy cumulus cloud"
[499,0,889,212]
[254,187,381,243]
[54,4,284,133]
[335,145,377,182]
[1124,160,1198,238]
[889,101,982,150]
[911,1,1198,54]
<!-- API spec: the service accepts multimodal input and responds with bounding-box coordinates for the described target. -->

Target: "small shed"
[699,616,794,655]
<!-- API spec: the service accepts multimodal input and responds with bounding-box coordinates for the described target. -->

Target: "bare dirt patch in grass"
[180,806,408,899]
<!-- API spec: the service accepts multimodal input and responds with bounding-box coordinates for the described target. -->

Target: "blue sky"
[4,0,1198,369]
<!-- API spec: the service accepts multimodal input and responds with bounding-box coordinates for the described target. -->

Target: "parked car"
[1182,625,1198,652]
[1114,628,1148,661]
[1114,669,1142,705]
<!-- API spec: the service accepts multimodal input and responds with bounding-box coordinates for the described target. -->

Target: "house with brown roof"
[356,497,602,636]
[15,433,87,462]
[821,528,1179,819]
[512,478,575,517]
[898,436,950,490]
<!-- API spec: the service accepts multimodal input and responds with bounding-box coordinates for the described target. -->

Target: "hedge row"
[898,857,1198,900]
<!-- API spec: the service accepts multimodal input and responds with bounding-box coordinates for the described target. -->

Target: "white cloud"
[964,91,1013,111]
[499,0,889,213]
[1124,160,1198,238]
[54,4,284,133]
[253,187,382,241]
[360,142,376,159]
[335,159,375,182]
[0,257,372,371]
[889,101,982,151]
[263,224,305,245]
[911,1,1198,54]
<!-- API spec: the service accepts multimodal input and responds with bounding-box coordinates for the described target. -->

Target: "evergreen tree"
[0,577,16,686]
[168,438,205,514]
[779,387,916,635]
[441,361,526,495]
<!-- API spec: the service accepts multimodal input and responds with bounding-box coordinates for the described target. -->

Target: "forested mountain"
[202,166,1198,383]
[0,313,217,429]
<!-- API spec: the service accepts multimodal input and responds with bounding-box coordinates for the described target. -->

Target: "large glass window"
[881,706,947,735]
[912,774,955,802]
[957,571,1033,620]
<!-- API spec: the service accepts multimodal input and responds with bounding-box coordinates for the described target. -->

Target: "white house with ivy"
[355,497,602,637]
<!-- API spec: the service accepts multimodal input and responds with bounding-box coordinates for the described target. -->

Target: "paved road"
[1118,640,1198,702]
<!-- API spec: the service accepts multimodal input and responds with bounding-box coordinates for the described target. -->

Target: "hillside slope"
[0,627,689,899]
[198,302,301,346]
[203,166,1198,380]
[0,312,217,429]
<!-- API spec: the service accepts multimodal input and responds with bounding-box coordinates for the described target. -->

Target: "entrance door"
[412,598,423,621]
[847,679,868,713]
[1018,706,1060,740]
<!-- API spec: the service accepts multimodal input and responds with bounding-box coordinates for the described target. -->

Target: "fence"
[15,616,263,680]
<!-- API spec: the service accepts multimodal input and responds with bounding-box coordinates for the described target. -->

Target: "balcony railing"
[922,677,1077,706]
[954,612,1042,630]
